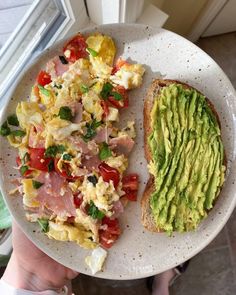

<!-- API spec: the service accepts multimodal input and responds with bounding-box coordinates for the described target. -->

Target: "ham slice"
[73,103,83,123]
[35,172,76,218]
[46,56,69,79]
[112,200,124,218]
[81,155,101,171]
[93,127,112,143]
[109,135,134,155]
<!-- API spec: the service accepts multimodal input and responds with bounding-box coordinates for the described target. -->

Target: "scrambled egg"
[47,221,96,249]
[21,179,40,208]
[82,90,103,121]
[105,155,128,174]
[79,176,120,214]
[85,247,107,274]
[110,64,145,89]
[46,117,82,141]
[16,102,43,129]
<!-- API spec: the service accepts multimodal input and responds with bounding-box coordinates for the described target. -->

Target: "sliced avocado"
[148,83,225,233]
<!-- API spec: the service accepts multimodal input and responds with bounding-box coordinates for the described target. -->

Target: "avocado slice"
[148,84,225,233]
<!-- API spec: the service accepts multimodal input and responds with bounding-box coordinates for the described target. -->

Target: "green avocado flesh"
[148,83,225,233]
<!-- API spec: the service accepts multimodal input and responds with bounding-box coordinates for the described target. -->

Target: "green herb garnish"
[110,91,123,101]
[58,106,73,121]
[80,84,89,93]
[10,130,26,137]
[99,142,112,160]
[37,218,49,233]
[20,165,28,176]
[47,159,54,172]
[7,114,19,126]
[22,152,30,164]
[59,55,68,64]
[38,84,50,96]
[87,175,98,186]
[0,122,11,137]
[100,82,113,100]
[32,180,44,189]
[63,153,72,161]
[82,119,101,142]
[45,145,66,158]
[54,84,62,89]
[88,202,105,220]
[86,47,98,57]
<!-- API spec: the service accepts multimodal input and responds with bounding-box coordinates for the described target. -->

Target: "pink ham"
[28,125,45,148]
[109,135,134,155]
[72,102,83,123]
[46,56,69,78]
[81,155,101,171]
[93,127,112,143]
[112,200,124,218]
[35,172,76,218]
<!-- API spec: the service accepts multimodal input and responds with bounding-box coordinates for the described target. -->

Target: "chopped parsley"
[82,119,101,142]
[59,55,68,64]
[63,153,72,161]
[86,47,98,57]
[7,114,19,126]
[32,180,44,189]
[87,175,98,186]
[22,152,30,164]
[88,202,105,220]
[47,159,54,172]
[37,218,49,233]
[45,145,66,158]
[20,165,28,176]
[0,122,11,136]
[99,142,112,160]
[38,84,50,96]
[58,106,73,121]
[10,130,26,137]
[80,84,89,93]
[100,82,124,101]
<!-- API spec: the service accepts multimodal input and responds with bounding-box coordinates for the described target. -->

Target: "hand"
[2,221,78,292]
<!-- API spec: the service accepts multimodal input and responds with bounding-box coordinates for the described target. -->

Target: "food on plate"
[0,32,145,272]
[142,79,226,234]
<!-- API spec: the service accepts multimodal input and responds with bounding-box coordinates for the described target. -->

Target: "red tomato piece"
[37,71,51,86]
[98,162,120,188]
[67,216,75,223]
[99,217,121,249]
[101,100,109,117]
[54,158,80,181]
[122,174,139,201]
[28,148,53,172]
[108,86,129,108]
[111,58,128,75]
[63,34,88,63]
[73,194,83,208]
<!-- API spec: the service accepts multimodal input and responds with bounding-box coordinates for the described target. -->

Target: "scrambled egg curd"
[1,32,145,274]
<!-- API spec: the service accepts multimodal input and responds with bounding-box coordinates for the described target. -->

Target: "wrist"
[2,252,59,292]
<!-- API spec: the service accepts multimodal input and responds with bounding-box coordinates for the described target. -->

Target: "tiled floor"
[71,32,236,295]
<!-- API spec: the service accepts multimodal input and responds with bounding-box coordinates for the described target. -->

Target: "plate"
[0,24,236,280]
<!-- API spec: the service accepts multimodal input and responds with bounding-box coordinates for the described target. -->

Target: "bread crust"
[141,79,226,232]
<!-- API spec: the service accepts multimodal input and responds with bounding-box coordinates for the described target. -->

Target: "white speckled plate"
[0,24,236,280]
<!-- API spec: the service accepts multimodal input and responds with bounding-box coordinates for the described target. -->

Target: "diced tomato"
[63,34,88,63]
[108,86,128,108]
[16,156,33,176]
[54,158,80,181]
[73,194,83,208]
[101,100,109,117]
[28,148,53,172]
[98,162,120,188]
[122,173,139,201]
[37,71,51,86]
[99,217,121,249]
[111,58,128,75]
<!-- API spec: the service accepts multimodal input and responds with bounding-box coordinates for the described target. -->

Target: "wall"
[148,0,209,36]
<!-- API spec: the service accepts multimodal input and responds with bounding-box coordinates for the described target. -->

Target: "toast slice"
[141,79,226,232]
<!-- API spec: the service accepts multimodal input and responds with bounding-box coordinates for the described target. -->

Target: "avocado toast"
[142,79,226,233]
